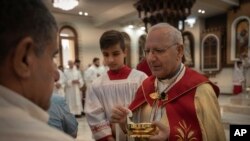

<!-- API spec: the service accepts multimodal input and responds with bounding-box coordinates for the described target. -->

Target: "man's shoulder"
[88,65,97,71]
[130,69,148,77]
[131,68,144,74]
[143,75,155,82]
[184,68,207,81]
[64,69,72,74]
[0,107,74,141]
[0,123,74,141]
[176,68,220,95]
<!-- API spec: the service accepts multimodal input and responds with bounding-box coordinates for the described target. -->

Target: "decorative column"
[134,0,196,32]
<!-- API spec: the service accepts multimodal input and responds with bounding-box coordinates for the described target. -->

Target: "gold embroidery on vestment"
[175,120,197,141]
[149,92,158,100]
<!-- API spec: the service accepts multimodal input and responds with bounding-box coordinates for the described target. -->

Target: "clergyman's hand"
[72,80,79,84]
[149,121,169,141]
[107,136,115,141]
[110,106,129,124]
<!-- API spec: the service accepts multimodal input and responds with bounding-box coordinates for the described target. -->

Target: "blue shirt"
[48,94,78,138]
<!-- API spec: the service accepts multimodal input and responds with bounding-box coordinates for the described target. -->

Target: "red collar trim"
[107,66,132,80]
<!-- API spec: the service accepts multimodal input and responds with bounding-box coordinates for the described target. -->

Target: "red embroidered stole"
[129,68,219,141]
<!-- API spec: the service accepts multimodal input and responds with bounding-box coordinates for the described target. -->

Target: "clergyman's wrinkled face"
[145,29,182,79]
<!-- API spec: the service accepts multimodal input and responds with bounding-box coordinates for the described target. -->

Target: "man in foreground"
[0,0,74,140]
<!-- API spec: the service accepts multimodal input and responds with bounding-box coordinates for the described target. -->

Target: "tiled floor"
[76,93,250,141]
[76,117,95,141]
[219,93,250,141]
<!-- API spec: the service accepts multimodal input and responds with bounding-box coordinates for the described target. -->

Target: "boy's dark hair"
[237,61,243,66]
[75,59,81,64]
[93,57,99,63]
[99,30,125,51]
[0,0,58,64]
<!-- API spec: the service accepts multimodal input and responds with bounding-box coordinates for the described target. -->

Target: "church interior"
[43,0,250,140]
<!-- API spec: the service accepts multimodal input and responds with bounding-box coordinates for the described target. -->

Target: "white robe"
[53,69,66,97]
[64,67,84,115]
[183,36,193,66]
[233,62,245,86]
[242,50,250,87]
[84,69,147,141]
[84,65,107,88]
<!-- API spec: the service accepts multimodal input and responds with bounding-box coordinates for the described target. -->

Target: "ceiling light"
[84,12,88,16]
[128,25,134,29]
[185,18,196,28]
[198,9,205,14]
[78,11,83,15]
[53,0,79,11]
[140,27,145,31]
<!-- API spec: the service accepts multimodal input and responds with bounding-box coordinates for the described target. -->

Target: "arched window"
[58,26,78,68]
[121,32,131,67]
[138,34,147,62]
[231,16,250,60]
[201,34,220,73]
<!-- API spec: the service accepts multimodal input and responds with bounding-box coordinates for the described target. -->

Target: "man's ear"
[177,45,184,60]
[12,37,35,78]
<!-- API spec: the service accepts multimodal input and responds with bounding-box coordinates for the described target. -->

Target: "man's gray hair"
[148,23,183,45]
[0,0,58,64]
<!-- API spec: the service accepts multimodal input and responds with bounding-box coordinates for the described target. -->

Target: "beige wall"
[185,19,234,94]
[53,12,237,94]
[53,12,146,69]
[54,13,106,70]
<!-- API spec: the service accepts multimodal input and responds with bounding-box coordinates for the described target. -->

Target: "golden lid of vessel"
[127,123,156,138]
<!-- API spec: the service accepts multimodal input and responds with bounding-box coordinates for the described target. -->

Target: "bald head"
[148,23,183,46]
[145,23,184,79]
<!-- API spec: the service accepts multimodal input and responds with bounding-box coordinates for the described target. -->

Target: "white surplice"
[53,69,66,97]
[84,69,147,141]
[233,61,245,86]
[84,65,107,88]
[64,67,84,115]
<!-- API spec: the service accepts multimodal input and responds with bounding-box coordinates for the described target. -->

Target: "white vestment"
[242,50,250,87]
[84,69,147,141]
[130,64,226,141]
[53,69,66,97]
[64,67,84,115]
[233,62,245,86]
[183,36,193,66]
[84,65,107,88]
[0,85,74,141]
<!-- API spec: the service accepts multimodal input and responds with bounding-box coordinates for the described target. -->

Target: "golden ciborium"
[126,92,167,139]
[127,122,156,138]
[126,109,156,138]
